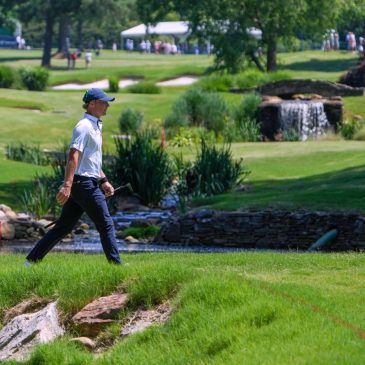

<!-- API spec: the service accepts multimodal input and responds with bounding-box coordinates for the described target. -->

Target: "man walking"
[25,88,122,265]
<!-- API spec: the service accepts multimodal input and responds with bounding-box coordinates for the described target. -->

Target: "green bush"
[127,81,161,94]
[20,67,49,91]
[228,93,262,142]
[21,165,65,218]
[118,108,143,135]
[196,73,234,92]
[165,88,229,136]
[120,225,160,239]
[108,77,119,93]
[6,143,50,165]
[179,139,249,197]
[234,69,291,89]
[114,132,174,206]
[339,119,364,140]
[0,65,14,88]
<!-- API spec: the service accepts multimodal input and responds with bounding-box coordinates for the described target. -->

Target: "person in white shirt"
[25,88,122,265]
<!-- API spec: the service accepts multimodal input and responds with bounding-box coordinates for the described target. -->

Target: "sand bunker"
[156,76,199,86]
[52,79,138,90]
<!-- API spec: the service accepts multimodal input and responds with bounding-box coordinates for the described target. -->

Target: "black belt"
[73,175,99,183]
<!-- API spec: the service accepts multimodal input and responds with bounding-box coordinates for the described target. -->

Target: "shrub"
[282,128,301,141]
[6,143,50,165]
[118,108,143,135]
[127,81,161,94]
[21,165,65,218]
[20,67,49,91]
[229,93,262,142]
[339,119,364,140]
[120,225,160,239]
[196,73,234,92]
[234,69,291,89]
[0,65,14,88]
[165,88,229,136]
[180,139,249,197]
[114,132,174,206]
[108,77,119,93]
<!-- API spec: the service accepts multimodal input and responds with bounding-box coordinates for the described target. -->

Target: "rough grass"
[0,252,364,364]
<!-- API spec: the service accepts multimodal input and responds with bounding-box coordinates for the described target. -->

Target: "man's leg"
[73,181,121,264]
[26,197,83,262]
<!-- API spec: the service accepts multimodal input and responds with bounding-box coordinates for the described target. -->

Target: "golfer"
[25,88,122,265]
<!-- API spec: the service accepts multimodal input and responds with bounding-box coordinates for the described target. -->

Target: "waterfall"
[279,101,330,141]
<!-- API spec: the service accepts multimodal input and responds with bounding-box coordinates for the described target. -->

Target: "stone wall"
[154,209,365,251]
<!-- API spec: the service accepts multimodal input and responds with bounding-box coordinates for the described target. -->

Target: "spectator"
[85,50,92,68]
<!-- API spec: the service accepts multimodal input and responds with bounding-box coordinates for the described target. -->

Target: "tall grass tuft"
[6,143,50,165]
[21,165,65,218]
[176,139,249,197]
[114,132,174,206]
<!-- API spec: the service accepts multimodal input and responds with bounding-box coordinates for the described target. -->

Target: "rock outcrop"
[71,294,129,336]
[0,301,64,361]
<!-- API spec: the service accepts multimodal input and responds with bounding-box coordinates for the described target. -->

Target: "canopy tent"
[120,21,262,52]
[121,21,190,39]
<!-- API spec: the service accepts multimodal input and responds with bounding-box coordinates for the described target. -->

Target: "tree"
[136,0,345,72]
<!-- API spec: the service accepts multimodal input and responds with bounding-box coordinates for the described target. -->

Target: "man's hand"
[101,181,114,197]
[56,185,71,205]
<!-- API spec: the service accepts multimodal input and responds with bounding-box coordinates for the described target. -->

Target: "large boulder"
[339,62,365,87]
[256,79,364,98]
[0,301,65,361]
[71,294,129,336]
[0,221,15,240]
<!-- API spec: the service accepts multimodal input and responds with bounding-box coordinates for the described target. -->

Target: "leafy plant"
[339,119,363,140]
[21,165,65,218]
[196,73,234,91]
[229,93,262,142]
[19,67,49,91]
[0,65,14,88]
[165,88,229,136]
[6,143,50,165]
[108,77,119,93]
[120,225,161,239]
[127,81,161,94]
[114,132,174,206]
[174,139,249,201]
[118,108,143,135]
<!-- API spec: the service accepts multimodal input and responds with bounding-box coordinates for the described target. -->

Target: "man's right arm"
[56,148,80,205]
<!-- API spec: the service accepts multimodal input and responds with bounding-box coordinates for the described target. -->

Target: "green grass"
[190,141,365,211]
[0,156,51,210]
[0,252,364,364]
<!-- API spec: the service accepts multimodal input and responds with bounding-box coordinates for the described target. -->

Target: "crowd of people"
[322,29,364,56]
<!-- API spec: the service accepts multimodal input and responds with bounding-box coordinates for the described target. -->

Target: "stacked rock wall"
[155,209,365,251]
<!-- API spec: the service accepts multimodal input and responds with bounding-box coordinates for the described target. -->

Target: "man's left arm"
[100,170,114,197]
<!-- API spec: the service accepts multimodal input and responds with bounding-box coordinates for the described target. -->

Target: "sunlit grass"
[0,252,364,364]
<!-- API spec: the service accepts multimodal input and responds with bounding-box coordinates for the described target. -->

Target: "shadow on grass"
[282,58,359,73]
[193,165,365,212]
[0,56,40,62]
[0,181,33,211]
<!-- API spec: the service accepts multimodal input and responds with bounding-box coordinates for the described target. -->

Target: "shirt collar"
[84,113,102,129]
[84,113,101,124]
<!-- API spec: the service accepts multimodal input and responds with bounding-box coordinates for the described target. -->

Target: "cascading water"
[279,101,330,141]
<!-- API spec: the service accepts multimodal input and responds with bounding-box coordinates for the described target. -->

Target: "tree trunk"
[41,13,54,67]
[266,39,277,72]
[58,15,70,54]
[77,17,83,50]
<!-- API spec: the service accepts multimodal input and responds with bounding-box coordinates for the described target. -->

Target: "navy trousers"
[26,175,121,264]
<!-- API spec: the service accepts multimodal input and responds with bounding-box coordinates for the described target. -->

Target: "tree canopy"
[137,0,345,72]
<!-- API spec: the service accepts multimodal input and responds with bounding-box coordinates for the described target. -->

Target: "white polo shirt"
[70,113,103,178]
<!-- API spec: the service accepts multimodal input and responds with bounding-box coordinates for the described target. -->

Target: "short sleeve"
[70,123,89,152]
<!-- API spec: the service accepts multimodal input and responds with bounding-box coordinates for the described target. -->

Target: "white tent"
[121,21,190,38]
